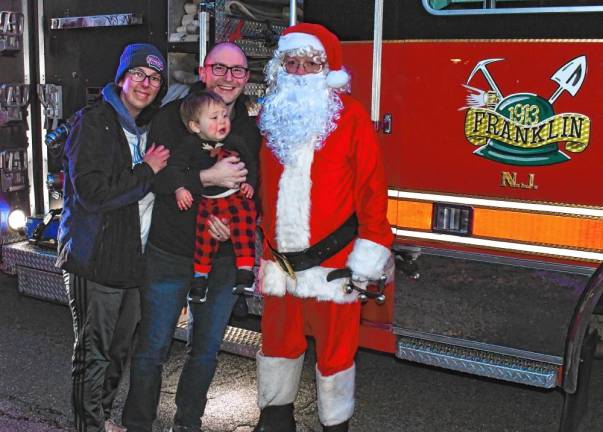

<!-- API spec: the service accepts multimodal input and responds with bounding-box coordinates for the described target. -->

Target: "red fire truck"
[1,1,603,431]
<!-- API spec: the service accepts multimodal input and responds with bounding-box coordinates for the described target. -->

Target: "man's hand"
[208,215,231,242]
[175,187,193,211]
[240,182,254,199]
[144,144,170,174]
[200,155,247,189]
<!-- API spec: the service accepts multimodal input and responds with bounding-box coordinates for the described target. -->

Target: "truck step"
[396,333,561,388]
[175,318,262,359]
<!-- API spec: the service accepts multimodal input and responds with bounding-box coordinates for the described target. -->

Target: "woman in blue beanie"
[57,43,170,432]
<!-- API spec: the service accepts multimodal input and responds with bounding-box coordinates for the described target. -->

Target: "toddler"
[173,90,257,308]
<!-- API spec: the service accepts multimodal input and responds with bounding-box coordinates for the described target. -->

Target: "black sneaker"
[188,276,208,304]
[232,268,255,296]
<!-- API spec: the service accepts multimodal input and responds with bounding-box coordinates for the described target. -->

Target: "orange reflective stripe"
[387,199,432,231]
[473,208,603,251]
[388,198,603,252]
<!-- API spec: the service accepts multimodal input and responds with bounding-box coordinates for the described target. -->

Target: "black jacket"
[148,82,261,258]
[56,100,155,288]
[170,134,259,197]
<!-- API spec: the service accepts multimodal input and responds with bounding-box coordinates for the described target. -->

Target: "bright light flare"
[7,209,27,231]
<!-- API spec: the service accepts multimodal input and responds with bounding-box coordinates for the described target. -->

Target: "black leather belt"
[268,214,358,279]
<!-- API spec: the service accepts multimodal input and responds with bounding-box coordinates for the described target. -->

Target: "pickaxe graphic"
[466,58,504,99]
[548,55,587,104]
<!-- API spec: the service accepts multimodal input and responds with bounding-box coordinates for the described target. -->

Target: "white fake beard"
[259,70,343,165]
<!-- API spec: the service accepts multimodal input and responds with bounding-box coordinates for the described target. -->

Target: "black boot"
[323,421,349,432]
[253,404,296,432]
[188,276,208,304]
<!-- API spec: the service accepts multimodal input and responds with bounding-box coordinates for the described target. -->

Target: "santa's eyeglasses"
[283,58,324,74]
[205,63,249,79]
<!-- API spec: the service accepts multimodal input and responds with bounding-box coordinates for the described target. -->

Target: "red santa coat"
[259,95,393,303]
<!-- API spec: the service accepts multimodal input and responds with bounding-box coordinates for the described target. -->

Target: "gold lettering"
[520,173,538,190]
[501,171,518,188]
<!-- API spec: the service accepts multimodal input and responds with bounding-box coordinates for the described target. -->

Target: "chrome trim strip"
[199,10,209,69]
[394,244,596,276]
[37,0,48,213]
[49,13,143,30]
[289,0,297,26]
[21,0,34,216]
[422,0,603,16]
[394,327,563,365]
[392,228,603,261]
[371,0,384,123]
[388,189,603,217]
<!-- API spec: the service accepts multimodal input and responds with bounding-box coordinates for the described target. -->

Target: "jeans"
[122,243,237,432]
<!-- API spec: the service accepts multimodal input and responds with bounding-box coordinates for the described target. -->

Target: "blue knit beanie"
[115,43,167,84]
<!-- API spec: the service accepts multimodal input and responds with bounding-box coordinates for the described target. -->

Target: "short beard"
[259,70,343,165]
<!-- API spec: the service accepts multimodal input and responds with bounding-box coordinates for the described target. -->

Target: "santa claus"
[254,23,393,432]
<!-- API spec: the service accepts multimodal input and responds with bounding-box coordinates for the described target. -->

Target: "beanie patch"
[146,54,165,72]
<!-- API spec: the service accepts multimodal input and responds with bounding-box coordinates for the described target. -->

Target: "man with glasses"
[57,43,169,432]
[123,42,260,432]
[253,24,393,432]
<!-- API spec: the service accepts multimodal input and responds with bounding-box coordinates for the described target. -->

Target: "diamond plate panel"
[17,265,68,305]
[222,325,262,358]
[174,321,261,359]
[397,339,558,388]
[2,241,60,274]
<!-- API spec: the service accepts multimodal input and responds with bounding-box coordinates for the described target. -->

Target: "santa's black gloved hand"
[188,276,208,304]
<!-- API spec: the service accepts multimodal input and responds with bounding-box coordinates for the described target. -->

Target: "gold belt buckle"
[272,250,297,280]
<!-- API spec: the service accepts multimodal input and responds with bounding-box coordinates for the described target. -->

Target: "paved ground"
[2,271,603,432]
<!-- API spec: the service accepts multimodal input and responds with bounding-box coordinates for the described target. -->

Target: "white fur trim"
[275,141,314,252]
[346,238,392,281]
[316,364,356,426]
[326,70,350,88]
[278,32,325,54]
[259,259,287,297]
[260,259,358,304]
[256,352,304,408]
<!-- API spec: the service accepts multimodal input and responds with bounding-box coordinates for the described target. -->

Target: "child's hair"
[180,90,227,133]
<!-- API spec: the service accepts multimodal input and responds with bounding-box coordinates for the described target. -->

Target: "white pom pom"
[326,70,349,88]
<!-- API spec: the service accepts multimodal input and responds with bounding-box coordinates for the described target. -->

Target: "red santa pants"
[261,293,361,376]
[193,193,256,274]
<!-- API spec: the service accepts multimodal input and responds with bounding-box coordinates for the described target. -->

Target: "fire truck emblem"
[463,56,590,166]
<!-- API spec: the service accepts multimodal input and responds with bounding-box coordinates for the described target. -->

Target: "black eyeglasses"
[205,63,249,79]
[128,68,162,88]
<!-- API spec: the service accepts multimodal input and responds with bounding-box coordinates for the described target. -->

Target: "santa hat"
[277,23,349,89]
